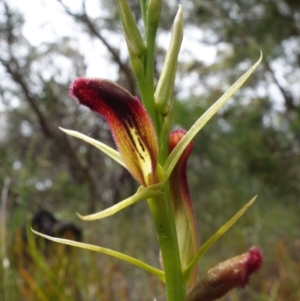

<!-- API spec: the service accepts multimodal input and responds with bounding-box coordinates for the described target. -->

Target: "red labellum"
[70,78,158,186]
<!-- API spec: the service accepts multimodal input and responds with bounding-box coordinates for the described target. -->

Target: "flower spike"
[70,78,158,186]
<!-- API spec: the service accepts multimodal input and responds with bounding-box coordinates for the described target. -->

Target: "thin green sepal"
[59,127,125,168]
[183,196,257,282]
[164,53,263,179]
[31,229,165,282]
[77,183,164,221]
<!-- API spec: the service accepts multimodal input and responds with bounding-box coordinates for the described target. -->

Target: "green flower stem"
[138,0,162,132]
[139,34,159,131]
[138,78,159,134]
[158,109,173,165]
[147,192,186,301]
[139,0,146,30]
[130,23,158,131]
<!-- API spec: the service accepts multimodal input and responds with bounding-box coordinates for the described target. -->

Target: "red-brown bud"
[186,247,263,301]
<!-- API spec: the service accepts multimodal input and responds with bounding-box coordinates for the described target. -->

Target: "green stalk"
[139,0,147,30]
[147,192,186,301]
[137,0,162,131]
[138,27,159,131]
[138,76,159,133]
[158,107,173,164]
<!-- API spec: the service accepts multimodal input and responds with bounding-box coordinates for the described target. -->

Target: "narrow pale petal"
[31,229,165,282]
[59,127,125,168]
[169,129,199,288]
[184,196,257,281]
[70,78,158,186]
[77,183,163,221]
[186,247,263,301]
[164,53,263,179]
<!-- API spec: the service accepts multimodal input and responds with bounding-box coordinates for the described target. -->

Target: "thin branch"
[57,0,137,94]
[264,60,296,112]
[0,57,54,138]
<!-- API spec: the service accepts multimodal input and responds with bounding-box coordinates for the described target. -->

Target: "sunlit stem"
[147,191,186,301]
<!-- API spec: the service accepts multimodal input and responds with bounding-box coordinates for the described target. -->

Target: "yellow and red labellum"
[70,78,158,186]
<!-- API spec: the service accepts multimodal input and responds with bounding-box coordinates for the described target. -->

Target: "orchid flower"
[32,1,264,300]
[34,58,263,300]
[59,53,261,280]
[70,78,159,187]
[61,53,261,220]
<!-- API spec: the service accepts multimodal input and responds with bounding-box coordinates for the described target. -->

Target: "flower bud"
[117,0,145,58]
[146,0,162,32]
[186,247,263,301]
[155,5,183,115]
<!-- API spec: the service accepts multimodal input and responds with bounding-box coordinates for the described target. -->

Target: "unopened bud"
[155,5,183,115]
[117,0,145,58]
[146,0,162,31]
[186,247,263,301]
